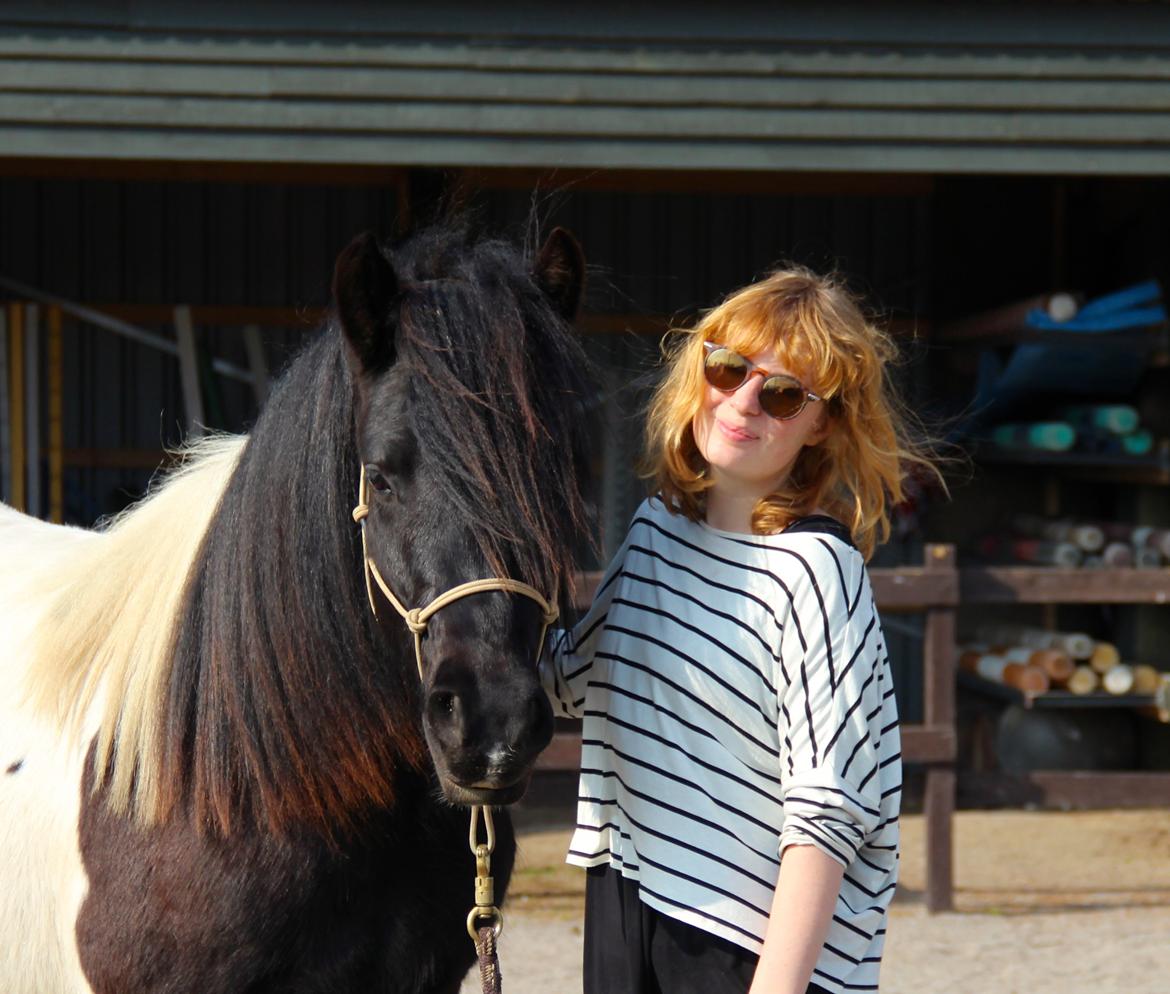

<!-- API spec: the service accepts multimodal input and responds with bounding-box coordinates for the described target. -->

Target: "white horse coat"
[1,505,99,993]
[0,439,244,994]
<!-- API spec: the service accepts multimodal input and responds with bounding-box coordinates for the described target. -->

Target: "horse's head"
[332,226,592,806]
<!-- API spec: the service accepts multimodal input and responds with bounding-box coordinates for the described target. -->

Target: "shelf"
[976,446,1170,486]
[959,670,1158,712]
[935,321,1170,353]
[959,771,1170,809]
[960,565,1170,604]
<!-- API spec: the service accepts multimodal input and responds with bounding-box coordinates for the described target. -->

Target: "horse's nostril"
[433,691,456,716]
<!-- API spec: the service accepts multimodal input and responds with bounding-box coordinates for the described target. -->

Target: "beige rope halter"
[351,467,560,679]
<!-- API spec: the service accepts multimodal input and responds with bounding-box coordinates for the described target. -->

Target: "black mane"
[159,223,594,838]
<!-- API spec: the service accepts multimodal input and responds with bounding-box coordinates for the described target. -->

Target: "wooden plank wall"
[3,3,1170,174]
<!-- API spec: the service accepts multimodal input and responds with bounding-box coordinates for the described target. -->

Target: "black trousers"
[583,865,832,994]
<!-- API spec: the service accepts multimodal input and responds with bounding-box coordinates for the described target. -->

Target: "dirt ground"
[461,808,1170,994]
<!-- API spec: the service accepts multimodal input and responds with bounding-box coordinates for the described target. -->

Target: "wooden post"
[47,305,63,523]
[8,302,25,512]
[24,304,40,518]
[923,544,956,912]
[173,305,205,437]
[242,324,270,406]
[0,306,8,505]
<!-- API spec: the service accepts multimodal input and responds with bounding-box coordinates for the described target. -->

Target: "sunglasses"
[702,342,822,421]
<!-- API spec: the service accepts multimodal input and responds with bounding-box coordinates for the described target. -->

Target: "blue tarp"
[959,280,1164,441]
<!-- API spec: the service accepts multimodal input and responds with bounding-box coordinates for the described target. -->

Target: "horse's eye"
[365,466,392,495]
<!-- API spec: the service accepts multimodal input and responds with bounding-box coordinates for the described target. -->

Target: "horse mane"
[24,221,594,840]
[22,435,247,810]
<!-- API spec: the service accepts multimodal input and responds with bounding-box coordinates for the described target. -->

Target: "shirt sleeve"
[538,534,630,719]
[775,541,900,868]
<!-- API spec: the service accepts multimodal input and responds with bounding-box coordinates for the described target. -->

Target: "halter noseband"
[351,467,560,680]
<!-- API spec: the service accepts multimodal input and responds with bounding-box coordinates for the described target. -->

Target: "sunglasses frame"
[702,342,822,421]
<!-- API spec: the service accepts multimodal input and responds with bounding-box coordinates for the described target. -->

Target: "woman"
[541,267,939,994]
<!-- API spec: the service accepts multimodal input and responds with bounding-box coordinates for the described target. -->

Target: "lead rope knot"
[404,608,427,634]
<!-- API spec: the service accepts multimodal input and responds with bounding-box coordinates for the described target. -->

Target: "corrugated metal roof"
[2,2,1170,174]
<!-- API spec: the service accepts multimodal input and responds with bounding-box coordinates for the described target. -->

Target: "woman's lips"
[716,419,757,442]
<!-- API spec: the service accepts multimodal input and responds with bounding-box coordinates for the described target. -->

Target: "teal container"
[1120,429,1154,456]
[992,422,1076,452]
[1061,404,1140,434]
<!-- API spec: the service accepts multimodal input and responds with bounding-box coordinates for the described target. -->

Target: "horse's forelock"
[395,235,594,600]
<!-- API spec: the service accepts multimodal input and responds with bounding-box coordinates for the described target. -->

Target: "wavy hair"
[641,266,941,559]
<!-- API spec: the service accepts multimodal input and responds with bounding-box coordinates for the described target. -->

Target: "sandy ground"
[461,808,1170,994]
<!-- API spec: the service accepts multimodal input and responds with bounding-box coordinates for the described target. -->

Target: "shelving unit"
[933,294,1170,819]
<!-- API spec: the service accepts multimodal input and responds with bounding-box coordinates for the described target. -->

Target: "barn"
[3,0,1170,912]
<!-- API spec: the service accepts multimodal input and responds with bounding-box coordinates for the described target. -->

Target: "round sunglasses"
[702,342,822,421]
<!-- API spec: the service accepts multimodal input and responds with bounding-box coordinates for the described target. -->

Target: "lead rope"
[352,468,559,994]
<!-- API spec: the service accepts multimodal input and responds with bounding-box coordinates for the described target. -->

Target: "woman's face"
[692,343,829,497]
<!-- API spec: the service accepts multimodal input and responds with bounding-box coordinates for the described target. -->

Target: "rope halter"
[351,466,560,680]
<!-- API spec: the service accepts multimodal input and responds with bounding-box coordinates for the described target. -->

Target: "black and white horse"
[0,222,592,993]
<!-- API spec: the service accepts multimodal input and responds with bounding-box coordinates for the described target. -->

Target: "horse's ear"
[534,227,585,322]
[333,232,402,374]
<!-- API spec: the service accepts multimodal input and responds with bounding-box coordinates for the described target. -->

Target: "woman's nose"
[729,372,765,415]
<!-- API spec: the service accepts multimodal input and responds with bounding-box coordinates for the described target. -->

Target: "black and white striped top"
[541,497,900,994]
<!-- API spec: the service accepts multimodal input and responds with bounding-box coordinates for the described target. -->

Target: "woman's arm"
[749,844,844,994]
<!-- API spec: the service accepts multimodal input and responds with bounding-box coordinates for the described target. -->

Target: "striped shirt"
[541,497,900,994]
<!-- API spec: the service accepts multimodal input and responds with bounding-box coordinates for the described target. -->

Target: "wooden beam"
[457,167,934,197]
[173,305,205,436]
[93,303,324,329]
[47,305,63,523]
[959,771,1170,810]
[0,309,7,504]
[7,303,24,512]
[961,566,1170,604]
[0,157,407,187]
[923,768,955,913]
[62,448,168,470]
[24,304,40,518]
[900,726,956,764]
[869,566,960,610]
[922,544,956,913]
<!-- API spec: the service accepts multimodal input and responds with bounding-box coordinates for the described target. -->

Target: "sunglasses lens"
[760,377,807,420]
[704,348,748,391]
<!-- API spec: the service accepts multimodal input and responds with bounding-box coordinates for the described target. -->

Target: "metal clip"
[467,805,504,941]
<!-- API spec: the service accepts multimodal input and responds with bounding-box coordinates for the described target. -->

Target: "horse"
[0,221,594,993]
